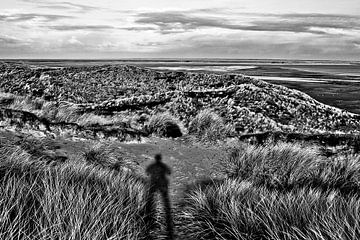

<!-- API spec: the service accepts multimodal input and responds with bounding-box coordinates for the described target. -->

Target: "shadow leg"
[144,184,157,238]
[161,188,174,240]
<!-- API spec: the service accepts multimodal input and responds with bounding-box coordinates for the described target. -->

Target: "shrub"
[147,112,182,138]
[189,109,234,141]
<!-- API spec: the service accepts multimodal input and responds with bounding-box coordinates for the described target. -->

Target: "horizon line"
[1,58,359,62]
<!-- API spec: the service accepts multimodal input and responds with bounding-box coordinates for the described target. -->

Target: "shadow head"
[155,154,162,163]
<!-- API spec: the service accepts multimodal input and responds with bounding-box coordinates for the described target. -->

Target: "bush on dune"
[0,144,148,240]
[146,112,183,138]
[189,109,235,141]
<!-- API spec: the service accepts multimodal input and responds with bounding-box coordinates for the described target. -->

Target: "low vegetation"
[0,93,129,127]
[223,142,360,194]
[179,179,360,240]
[146,112,183,138]
[188,109,235,141]
[178,142,360,239]
[82,143,139,173]
[0,142,148,240]
[2,62,360,134]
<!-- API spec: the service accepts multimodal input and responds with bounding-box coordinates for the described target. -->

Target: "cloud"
[120,26,157,31]
[152,34,360,59]
[0,35,21,44]
[135,11,360,35]
[67,36,83,45]
[135,12,225,33]
[1,5,359,60]
[0,13,73,22]
[22,0,98,12]
[280,13,360,20]
[47,25,115,31]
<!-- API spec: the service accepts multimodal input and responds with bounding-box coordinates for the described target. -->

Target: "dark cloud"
[135,12,360,35]
[22,0,98,12]
[156,36,360,59]
[136,41,171,47]
[135,12,223,33]
[0,13,73,22]
[38,2,97,12]
[280,13,360,20]
[47,25,115,31]
[0,36,21,44]
[120,26,157,31]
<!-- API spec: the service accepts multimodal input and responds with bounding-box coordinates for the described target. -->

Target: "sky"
[0,0,359,59]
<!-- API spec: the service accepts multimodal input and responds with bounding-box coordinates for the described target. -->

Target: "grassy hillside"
[1,62,360,135]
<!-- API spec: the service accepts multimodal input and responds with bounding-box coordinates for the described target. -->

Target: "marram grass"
[0,145,149,240]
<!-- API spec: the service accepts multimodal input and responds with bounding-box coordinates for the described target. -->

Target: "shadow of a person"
[145,154,174,240]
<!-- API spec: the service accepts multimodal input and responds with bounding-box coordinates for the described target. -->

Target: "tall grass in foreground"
[177,142,360,239]
[179,179,360,240]
[223,142,360,194]
[188,109,234,142]
[0,145,148,240]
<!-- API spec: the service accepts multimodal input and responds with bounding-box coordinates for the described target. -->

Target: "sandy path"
[118,138,226,198]
[118,138,227,239]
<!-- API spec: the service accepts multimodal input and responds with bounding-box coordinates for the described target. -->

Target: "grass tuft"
[188,109,235,141]
[82,143,138,172]
[147,112,183,138]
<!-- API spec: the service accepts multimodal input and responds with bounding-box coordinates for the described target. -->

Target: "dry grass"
[82,142,139,173]
[179,179,360,240]
[178,142,360,239]
[0,143,149,240]
[188,109,235,141]
[223,142,360,194]
[147,112,183,138]
[0,92,130,128]
[76,113,128,127]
